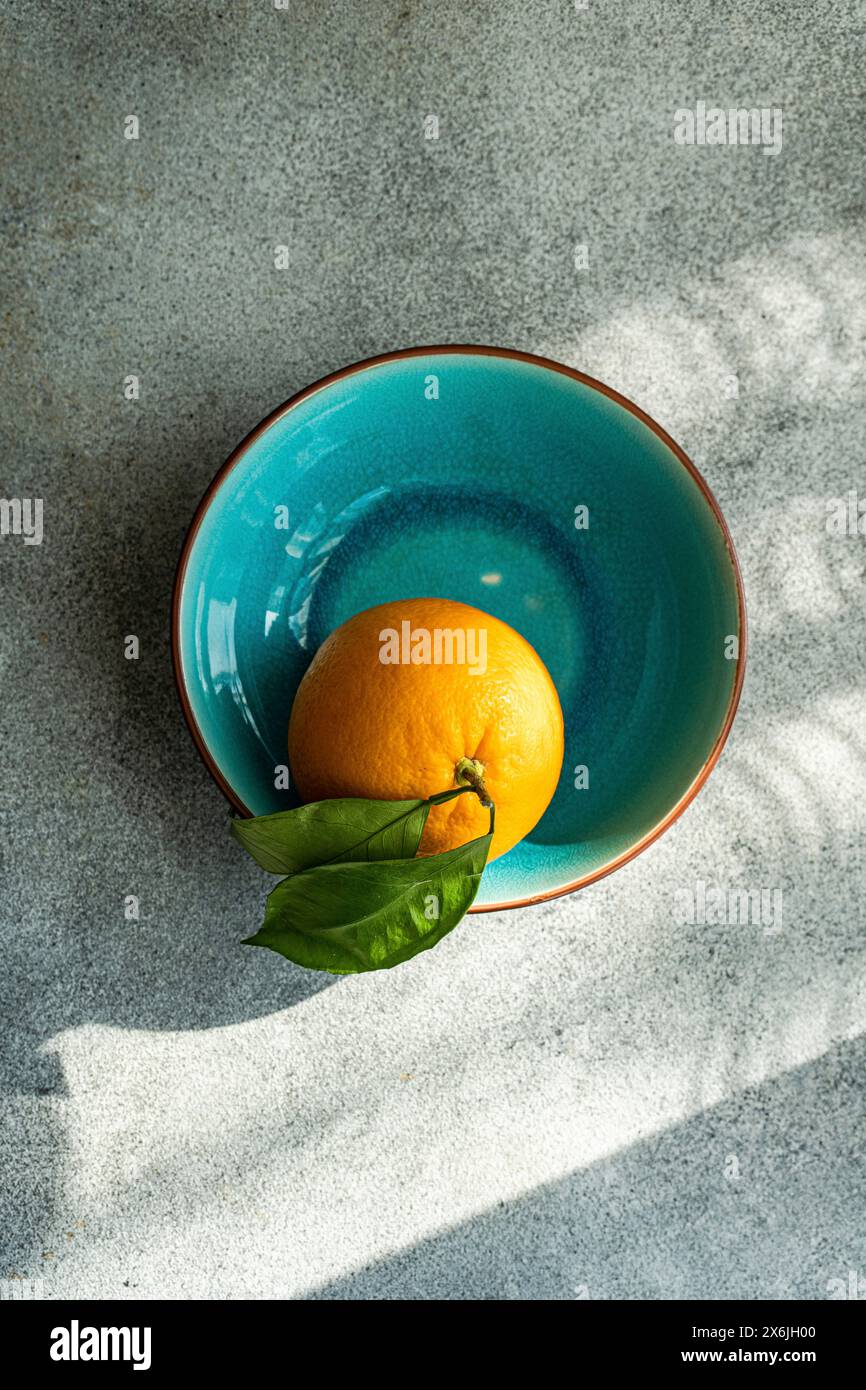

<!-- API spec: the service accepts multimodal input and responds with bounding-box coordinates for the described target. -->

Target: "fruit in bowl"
[288,598,564,863]
[173,348,745,967]
[233,598,564,974]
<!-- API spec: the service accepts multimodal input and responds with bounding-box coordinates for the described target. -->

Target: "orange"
[288,598,564,862]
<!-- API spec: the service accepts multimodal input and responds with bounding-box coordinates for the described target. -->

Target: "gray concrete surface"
[1,0,864,1300]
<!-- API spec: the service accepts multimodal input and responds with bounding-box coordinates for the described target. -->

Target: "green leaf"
[231,797,431,876]
[242,831,492,974]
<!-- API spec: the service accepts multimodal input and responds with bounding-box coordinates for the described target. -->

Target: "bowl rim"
[171,344,748,913]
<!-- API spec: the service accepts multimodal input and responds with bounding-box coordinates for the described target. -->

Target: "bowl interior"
[176,350,743,908]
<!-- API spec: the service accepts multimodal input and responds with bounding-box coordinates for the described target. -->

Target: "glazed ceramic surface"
[173,348,745,909]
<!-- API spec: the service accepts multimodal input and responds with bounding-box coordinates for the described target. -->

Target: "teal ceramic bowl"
[172,347,745,910]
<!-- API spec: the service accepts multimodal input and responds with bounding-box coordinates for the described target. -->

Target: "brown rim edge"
[171,344,748,915]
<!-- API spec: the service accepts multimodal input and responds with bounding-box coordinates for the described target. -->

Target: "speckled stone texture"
[1,0,864,1300]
